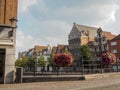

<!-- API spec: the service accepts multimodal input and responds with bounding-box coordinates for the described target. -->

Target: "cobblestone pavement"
[0,76,120,90]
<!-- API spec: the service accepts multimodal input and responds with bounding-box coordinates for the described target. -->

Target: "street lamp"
[9,17,18,28]
[9,17,18,42]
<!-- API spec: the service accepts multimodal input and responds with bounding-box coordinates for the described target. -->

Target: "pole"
[33,55,37,76]
[117,58,119,72]
[57,66,59,76]
[33,60,36,76]
[81,56,84,75]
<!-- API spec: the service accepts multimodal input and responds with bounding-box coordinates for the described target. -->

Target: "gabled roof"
[52,44,68,54]
[70,23,116,40]
[69,23,98,38]
[103,31,116,40]
[27,48,34,55]
[57,44,68,51]
[111,34,120,41]
[34,45,48,53]
[75,23,98,32]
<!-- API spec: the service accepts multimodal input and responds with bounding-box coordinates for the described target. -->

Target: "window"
[111,42,117,46]
[111,49,117,53]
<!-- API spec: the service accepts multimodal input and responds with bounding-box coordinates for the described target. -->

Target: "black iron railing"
[23,60,120,76]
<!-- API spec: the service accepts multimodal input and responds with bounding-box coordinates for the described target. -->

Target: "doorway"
[0,49,5,83]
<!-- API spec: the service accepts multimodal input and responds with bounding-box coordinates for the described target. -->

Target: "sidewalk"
[1,75,120,90]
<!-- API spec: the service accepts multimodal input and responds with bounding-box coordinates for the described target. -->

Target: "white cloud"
[45,36,67,46]
[16,30,42,51]
[102,4,119,23]
[24,20,70,48]
[41,20,71,33]
[19,0,37,13]
[94,4,119,27]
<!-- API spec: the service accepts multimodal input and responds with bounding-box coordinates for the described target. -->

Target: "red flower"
[53,53,73,66]
[101,52,116,64]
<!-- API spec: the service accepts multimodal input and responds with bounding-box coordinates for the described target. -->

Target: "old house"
[68,23,115,64]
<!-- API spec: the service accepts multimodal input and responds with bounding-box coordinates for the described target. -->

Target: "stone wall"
[0,25,16,84]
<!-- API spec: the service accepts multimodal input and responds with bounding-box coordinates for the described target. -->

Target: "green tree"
[27,57,35,67]
[15,58,22,67]
[48,53,54,66]
[80,44,92,60]
[38,55,46,66]
[15,58,28,67]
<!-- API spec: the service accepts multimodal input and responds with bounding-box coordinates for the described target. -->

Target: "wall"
[0,25,16,84]
[0,0,18,25]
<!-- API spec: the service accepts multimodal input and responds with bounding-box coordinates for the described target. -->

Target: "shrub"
[101,51,116,64]
[53,53,73,67]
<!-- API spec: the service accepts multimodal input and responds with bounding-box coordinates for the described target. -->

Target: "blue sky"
[16,0,120,57]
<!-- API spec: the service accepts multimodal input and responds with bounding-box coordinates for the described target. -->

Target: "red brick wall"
[0,0,18,25]
[109,39,120,58]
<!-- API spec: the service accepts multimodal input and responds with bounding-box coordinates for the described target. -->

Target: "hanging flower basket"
[53,53,73,67]
[101,52,116,65]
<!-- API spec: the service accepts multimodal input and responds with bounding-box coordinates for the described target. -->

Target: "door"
[0,49,5,83]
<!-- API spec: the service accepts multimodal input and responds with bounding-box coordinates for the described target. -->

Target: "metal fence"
[23,59,120,76]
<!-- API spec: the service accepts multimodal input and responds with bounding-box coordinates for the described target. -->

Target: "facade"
[0,0,18,25]
[68,23,115,63]
[109,34,120,58]
[68,23,98,61]
[0,0,18,84]
[38,45,51,64]
[19,45,52,63]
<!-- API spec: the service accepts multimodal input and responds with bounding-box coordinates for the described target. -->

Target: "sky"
[16,0,120,57]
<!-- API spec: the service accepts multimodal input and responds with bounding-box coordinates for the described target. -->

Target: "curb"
[84,72,120,80]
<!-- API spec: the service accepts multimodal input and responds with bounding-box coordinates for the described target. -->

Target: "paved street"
[0,76,120,90]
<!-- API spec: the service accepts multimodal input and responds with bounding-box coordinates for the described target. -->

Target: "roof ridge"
[111,34,120,40]
[75,23,98,29]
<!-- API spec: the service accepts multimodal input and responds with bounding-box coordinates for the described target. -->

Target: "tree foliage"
[15,58,22,67]
[38,55,46,66]
[15,57,28,67]
[80,45,92,60]
[48,53,55,66]
[27,57,35,67]
[15,56,35,67]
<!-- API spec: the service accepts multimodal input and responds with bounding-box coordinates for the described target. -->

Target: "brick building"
[109,34,120,58]
[68,23,115,63]
[0,0,18,25]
